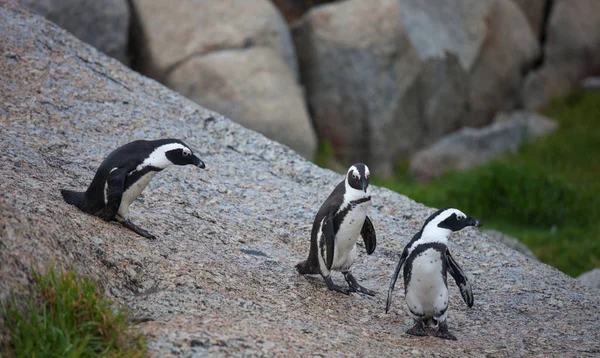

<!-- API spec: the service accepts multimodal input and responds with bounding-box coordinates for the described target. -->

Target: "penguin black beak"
[467,217,483,228]
[360,177,368,193]
[192,155,206,169]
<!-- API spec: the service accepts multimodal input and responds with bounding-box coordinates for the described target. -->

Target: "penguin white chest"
[406,248,448,317]
[117,171,157,218]
[331,202,369,270]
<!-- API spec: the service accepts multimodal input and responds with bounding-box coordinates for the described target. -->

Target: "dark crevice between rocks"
[531,0,555,70]
[271,0,343,24]
[126,0,155,81]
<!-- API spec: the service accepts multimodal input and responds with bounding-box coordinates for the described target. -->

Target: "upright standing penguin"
[61,138,206,240]
[385,207,481,340]
[296,164,377,295]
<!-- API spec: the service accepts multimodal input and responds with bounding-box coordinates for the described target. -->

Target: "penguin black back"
[296,163,376,295]
[296,181,345,275]
[61,138,205,239]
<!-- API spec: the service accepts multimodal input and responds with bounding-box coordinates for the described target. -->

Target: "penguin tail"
[60,189,86,209]
[295,260,316,275]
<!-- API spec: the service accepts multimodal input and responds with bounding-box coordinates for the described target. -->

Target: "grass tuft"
[2,265,146,358]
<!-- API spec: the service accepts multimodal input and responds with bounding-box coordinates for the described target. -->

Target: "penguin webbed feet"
[120,218,157,240]
[324,276,351,295]
[344,272,375,296]
[406,319,428,337]
[429,321,457,341]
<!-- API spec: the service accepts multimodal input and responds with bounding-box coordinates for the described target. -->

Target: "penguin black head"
[431,207,482,232]
[161,139,206,169]
[346,163,370,193]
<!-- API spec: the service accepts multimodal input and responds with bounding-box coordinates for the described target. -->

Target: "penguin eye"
[182,149,191,157]
[365,172,370,179]
[352,173,359,179]
[456,215,464,221]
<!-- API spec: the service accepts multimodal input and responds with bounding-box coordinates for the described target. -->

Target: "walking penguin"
[61,138,205,239]
[385,207,482,340]
[296,163,377,295]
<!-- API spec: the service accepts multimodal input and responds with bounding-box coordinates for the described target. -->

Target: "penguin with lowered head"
[61,138,205,239]
[385,207,482,340]
[296,163,377,295]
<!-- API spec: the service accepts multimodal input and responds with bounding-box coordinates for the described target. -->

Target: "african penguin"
[296,163,377,295]
[61,138,205,240]
[385,207,481,340]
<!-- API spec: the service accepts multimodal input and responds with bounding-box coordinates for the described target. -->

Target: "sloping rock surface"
[1,4,600,357]
[482,230,537,261]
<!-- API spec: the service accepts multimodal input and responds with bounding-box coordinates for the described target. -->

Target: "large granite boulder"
[167,47,316,160]
[522,0,600,109]
[294,0,539,176]
[510,0,547,38]
[465,0,540,127]
[2,3,600,356]
[130,0,316,159]
[19,0,129,64]
[409,111,557,181]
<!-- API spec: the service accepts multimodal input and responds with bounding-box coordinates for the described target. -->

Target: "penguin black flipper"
[386,247,408,313]
[360,216,376,254]
[323,212,336,271]
[100,167,127,221]
[446,248,474,308]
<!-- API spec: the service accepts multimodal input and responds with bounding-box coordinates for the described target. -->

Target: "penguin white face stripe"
[343,164,371,204]
[136,143,187,171]
[409,209,467,252]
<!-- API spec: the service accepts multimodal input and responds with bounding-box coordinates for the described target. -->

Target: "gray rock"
[129,0,316,159]
[19,0,129,64]
[582,77,600,91]
[131,0,297,79]
[483,230,537,260]
[522,0,600,109]
[465,0,540,127]
[578,269,600,291]
[511,0,547,38]
[294,0,539,176]
[167,47,317,160]
[409,111,557,181]
[2,3,600,356]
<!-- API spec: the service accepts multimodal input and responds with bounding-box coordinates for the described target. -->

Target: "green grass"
[2,266,146,358]
[372,90,600,277]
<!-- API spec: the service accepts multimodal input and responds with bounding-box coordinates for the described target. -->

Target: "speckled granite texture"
[1,3,599,357]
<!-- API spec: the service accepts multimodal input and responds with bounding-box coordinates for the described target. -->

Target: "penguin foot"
[344,272,375,296]
[431,321,457,341]
[121,219,157,240]
[406,320,427,337]
[324,276,351,295]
